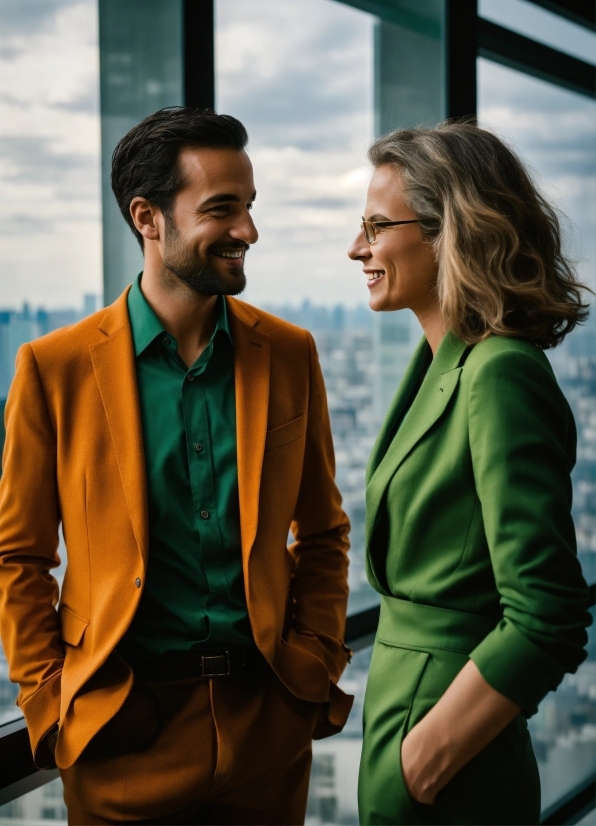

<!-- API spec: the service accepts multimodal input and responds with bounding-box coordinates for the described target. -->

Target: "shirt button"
[200,510,209,519]
[164,337,171,345]
[194,443,203,453]
[135,577,142,588]
[188,374,195,382]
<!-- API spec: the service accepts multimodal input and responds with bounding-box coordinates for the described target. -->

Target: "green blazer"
[365,331,591,715]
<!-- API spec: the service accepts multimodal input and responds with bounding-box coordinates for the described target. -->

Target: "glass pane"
[0,0,102,728]
[577,807,596,826]
[372,2,444,424]
[0,1,102,311]
[216,0,380,614]
[479,57,596,811]
[307,646,370,825]
[0,776,66,825]
[215,0,375,309]
[98,0,183,303]
[374,1,445,135]
[531,606,596,810]
[479,0,596,65]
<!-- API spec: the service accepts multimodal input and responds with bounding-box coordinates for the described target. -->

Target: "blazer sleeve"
[288,331,351,686]
[0,343,63,764]
[467,346,591,715]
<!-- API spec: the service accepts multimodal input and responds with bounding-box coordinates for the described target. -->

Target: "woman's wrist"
[401,717,453,804]
[400,661,521,805]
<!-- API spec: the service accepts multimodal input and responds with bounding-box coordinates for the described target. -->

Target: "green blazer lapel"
[366,332,469,547]
[366,335,431,485]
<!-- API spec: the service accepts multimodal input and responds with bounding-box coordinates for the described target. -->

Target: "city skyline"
[0,293,595,824]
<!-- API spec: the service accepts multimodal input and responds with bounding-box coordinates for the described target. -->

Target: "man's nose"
[232,211,258,245]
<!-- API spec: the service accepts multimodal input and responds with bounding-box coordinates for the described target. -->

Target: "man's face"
[161,147,258,296]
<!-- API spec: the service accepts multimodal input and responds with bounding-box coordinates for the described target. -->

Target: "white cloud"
[478,59,596,291]
[0,0,593,314]
[216,0,376,308]
[0,0,101,309]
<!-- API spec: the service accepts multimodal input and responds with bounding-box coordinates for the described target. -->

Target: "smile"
[212,248,246,259]
[366,271,384,285]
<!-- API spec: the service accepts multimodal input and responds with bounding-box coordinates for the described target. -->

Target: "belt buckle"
[201,651,231,677]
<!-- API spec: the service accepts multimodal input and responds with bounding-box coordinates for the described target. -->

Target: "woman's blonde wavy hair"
[368,121,591,349]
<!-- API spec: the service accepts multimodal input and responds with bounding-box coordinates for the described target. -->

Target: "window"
[0,0,101,730]
[478,55,596,809]
[216,0,380,616]
[0,2,594,823]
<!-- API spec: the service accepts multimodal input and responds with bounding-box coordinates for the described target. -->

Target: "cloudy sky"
[216,0,375,308]
[478,61,596,292]
[0,0,101,310]
[0,0,594,311]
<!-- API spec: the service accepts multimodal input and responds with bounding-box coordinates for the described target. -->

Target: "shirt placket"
[182,355,225,624]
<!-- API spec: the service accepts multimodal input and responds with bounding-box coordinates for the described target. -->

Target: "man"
[0,108,352,825]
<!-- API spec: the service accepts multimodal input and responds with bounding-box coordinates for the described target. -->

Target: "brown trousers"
[60,660,318,825]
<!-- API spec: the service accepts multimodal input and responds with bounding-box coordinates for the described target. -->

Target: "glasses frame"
[361,217,419,244]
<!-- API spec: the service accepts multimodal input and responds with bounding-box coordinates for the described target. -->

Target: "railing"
[1,582,594,821]
[0,718,58,807]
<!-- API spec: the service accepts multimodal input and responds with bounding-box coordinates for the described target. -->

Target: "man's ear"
[130,197,161,243]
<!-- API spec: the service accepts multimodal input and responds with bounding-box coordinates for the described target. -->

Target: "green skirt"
[358,597,540,825]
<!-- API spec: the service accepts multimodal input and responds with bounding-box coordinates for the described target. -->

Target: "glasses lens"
[362,221,375,243]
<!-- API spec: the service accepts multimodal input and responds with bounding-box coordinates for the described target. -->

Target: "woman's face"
[348,165,438,314]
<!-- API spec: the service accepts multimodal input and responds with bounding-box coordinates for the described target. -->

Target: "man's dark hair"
[111,107,249,250]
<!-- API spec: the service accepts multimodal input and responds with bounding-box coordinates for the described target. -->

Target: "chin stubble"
[162,214,247,297]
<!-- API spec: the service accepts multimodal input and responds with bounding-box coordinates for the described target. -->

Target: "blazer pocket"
[59,604,89,647]
[264,414,306,453]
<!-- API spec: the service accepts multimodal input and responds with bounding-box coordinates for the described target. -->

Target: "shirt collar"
[127,274,232,358]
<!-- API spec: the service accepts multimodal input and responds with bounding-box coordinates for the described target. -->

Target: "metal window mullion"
[525,0,596,32]
[478,18,596,99]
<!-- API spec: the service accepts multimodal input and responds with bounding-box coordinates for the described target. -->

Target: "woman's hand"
[400,660,521,805]
[401,722,449,804]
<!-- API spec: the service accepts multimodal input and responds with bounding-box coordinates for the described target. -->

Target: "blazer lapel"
[227,298,270,572]
[89,289,149,565]
[366,331,469,548]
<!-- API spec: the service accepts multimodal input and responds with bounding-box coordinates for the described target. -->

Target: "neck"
[414,303,446,357]
[140,257,219,369]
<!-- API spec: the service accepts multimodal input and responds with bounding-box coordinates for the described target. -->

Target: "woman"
[348,122,592,825]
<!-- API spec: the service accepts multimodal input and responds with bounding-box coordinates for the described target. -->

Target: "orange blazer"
[0,289,352,769]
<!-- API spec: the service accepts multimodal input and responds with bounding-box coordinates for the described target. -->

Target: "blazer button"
[135,577,142,588]
[200,510,209,519]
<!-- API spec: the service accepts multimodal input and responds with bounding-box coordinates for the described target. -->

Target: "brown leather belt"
[127,648,257,682]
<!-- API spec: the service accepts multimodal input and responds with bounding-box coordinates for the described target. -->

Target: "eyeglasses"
[361,217,419,244]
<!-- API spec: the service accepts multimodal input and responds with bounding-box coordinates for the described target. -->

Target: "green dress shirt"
[119,276,252,658]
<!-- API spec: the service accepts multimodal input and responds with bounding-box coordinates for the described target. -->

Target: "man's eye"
[210,205,230,215]
[247,202,254,211]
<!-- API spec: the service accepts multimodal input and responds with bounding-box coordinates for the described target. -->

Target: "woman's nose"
[348,229,370,261]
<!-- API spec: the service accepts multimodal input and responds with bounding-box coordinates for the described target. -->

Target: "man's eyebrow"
[198,191,257,209]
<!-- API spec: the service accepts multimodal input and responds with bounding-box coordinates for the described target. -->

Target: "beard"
[161,212,247,297]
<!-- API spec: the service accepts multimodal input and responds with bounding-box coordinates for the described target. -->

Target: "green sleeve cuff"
[470,620,566,715]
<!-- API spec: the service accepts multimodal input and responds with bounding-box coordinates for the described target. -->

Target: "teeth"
[367,271,384,281]
[214,249,244,259]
